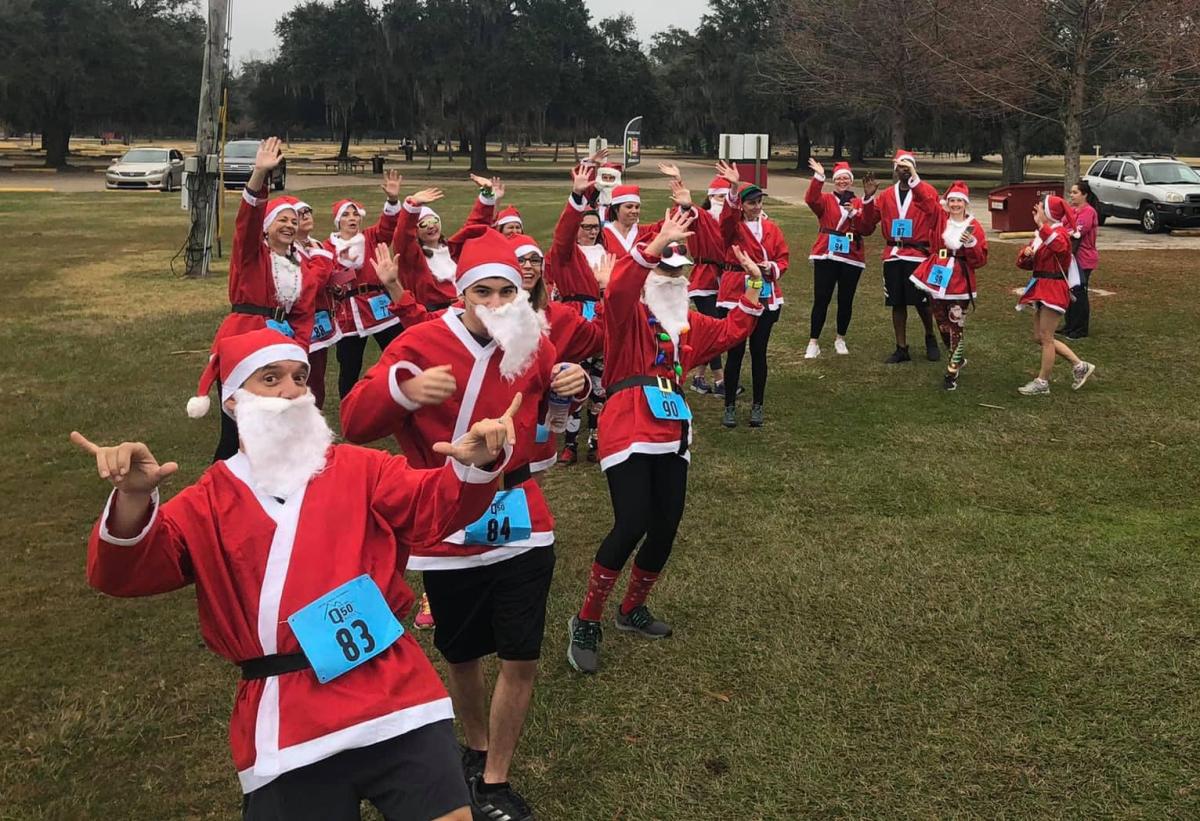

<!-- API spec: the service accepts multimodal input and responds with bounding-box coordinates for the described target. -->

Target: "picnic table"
[323,156,368,174]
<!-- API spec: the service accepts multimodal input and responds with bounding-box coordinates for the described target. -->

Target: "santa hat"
[187,329,308,419]
[707,177,732,196]
[331,199,367,227]
[494,206,523,229]
[893,149,917,167]
[1042,195,1076,229]
[610,185,641,206]
[418,206,441,224]
[263,196,299,231]
[293,199,312,213]
[454,226,523,293]
[831,162,854,182]
[507,233,543,261]
[943,180,970,204]
[658,241,694,270]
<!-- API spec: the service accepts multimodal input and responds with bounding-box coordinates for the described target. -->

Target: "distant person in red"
[1061,179,1099,339]
[1015,196,1097,396]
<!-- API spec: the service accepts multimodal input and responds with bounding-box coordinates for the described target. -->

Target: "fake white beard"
[709,200,725,220]
[642,271,690,343]
[427,245,456,282]
[474,289,548,381]
[233,389,332,498]
[329,232,366,269]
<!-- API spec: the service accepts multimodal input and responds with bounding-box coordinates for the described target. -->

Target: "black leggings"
[690,294,723,371]
[721,307,779,406]
[595,454,689,574]
[336,324,403,398]
[1063,268,1093,336]
[810,259,862,338]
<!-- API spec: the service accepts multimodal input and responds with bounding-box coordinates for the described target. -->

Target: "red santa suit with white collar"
[393,194,496,311]
[294,236,339,350]
[1016,222,1075,313]
[718,188,789,312]
[859,175,940,265]
[804,173,875,269]
[597,243,762,471]
[323,199,403,338]
[547,194,604,307]
[908,182,989,300]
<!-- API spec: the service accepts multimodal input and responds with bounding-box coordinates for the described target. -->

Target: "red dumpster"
[728,161,769,192]
[988,181,1064,232]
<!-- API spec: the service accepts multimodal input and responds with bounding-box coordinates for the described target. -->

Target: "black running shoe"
[461,745,486,783]
[925,334,941,361]
[885,346,911,364]
[470,776,534,821]
[614,604,673,638]
[567,614,602,674]
[943,372,958,392]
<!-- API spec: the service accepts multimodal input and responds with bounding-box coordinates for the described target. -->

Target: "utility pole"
[184,0,230,278]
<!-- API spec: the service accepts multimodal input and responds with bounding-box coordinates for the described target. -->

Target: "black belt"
[819,226,862,248]
[503,464,531,489]
[1031,270,1065,280]
[606,375,689,456]
[886,239,930,250]
[331,283,386,300]
[559,295,598,303]
[423,300,452,312]
[696,257,724,267]
[240,652,311,680]
[232,304,290,323]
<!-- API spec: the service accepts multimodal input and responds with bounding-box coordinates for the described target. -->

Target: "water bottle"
[545,366,572,433]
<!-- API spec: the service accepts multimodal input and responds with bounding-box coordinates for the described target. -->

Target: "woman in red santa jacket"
[803,158,878,360]
[292,199,338,407]
[566,209,764,675]
[716,161,789,429]
[323,169,405,399]
[907,180,989,391]
[195,138,317,462]
[1014,196,1097,396]
[76,327,519,821]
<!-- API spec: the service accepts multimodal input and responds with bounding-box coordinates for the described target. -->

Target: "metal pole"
[185,0,229,278]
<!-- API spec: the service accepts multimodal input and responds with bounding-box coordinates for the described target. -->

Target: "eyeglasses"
[580,224,601,231]
[298,208,312,217]
[518,255,544,266]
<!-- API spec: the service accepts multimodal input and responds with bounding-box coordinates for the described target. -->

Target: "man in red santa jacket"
[340,229,588,821]
[75,327,521,821]
[859,150,942,363]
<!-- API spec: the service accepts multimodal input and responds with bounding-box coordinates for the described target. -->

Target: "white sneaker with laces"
[1071,361,1096,391]
[804,341,821,359]
[1018,378,1050,396]
[834,338,849,355]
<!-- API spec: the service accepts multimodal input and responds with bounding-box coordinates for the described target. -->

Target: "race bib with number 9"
[926,263,953,289]
[286,575,403,684]
[643,385,693,421]
[828,234,851,254]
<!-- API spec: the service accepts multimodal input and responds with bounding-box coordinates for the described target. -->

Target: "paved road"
[5,164,1197,252]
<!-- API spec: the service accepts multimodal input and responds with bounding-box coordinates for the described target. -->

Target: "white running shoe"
[804,341,821,359]
[1018,378,1050,396]
[1071,361,1095,391]
[834,338,849,355]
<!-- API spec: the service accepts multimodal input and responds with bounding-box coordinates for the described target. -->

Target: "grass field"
[2,180,1199,819]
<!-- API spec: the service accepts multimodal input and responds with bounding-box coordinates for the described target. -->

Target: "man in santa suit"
[202,138,317,463]
[566,210,764,675]
[74,327,523,821]
[340,229,588,821]
[292,199,338,407]
[323,170,405,399]
[859,150,942,363]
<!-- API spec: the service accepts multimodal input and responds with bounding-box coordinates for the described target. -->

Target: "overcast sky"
[227,0,707,65]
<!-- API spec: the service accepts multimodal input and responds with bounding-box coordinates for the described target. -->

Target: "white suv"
[1083,154,1200,233]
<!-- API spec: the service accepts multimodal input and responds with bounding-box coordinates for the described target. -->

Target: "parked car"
[1083,153,1200,233]
[105,147,185,192]
[222,140,286,190]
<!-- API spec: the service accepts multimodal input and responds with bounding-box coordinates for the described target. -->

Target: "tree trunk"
[1000,121,1026,184]
[890,108,907,151]
[1062,62,1088,185]
[43,116,72,168]
[793,118,811,170]
[851,127,868,163]
[337,122,352,160]
[471,120,493,173]
[832,125,845,161]
[553,140,560,163]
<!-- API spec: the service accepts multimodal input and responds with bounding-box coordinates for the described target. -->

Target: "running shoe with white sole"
[1071,361,1096,391]
[1018,378,1050,396]
[567,614,602,674]
[834,338,849,355]
[614,604,672,638]
[804,341,821,359]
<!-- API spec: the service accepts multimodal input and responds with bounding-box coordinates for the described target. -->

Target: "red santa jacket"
[601,219,657,261]
[547,195,602,303]
[86,444,501,793]
[859,176,939,264]
[214,187,318,350]
[340,309,567,570]
[323,201,402,337]
[718,190,789,311]
[686,206,727,297]
[295,238,339,351]
[804,175,875,268]
[393,194,495,310]
[907,184,988,300]
[598,244,762,471]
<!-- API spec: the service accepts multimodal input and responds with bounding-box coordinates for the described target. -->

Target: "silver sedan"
[105,148,185,192]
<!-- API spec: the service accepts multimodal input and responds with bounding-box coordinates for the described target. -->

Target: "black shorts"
[242,719,468,821]
[883,259,928,307]
[422,546,556,664]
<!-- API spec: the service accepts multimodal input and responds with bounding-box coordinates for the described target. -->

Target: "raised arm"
[805,157,828,217]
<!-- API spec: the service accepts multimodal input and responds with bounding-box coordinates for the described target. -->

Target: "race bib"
[464,489,532,545]
[535,423,549,444]
[286,575,403,684]
[828,233,851,254]
[311,310,334,342]
[368,293,392,321]
[266,318,294,338]
[926,264,953,290]
[643,382,693,421]
[760,281,774,299]
[581,300,597,322]
[892,219,913,239]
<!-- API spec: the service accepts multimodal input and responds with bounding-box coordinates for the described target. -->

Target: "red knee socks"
[579,562,619,621]
[619,566,660,615]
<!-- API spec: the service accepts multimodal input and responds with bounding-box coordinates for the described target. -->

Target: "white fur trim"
[630,245,657,269]
[387,360,424,411]
[495,214,523,227]
[513,243,541,259]
[98,488,160,546]
[567,194,588,212]
[333,201,366,226]
[610,192,640,205]
[832,169,854,181]
[478,193,497,206]
[457,262,523,293]
[382,199,402,216]
[221,343,309,403]
[187,394,212,418]
[263,203,297,230]
[243,188,266,207]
